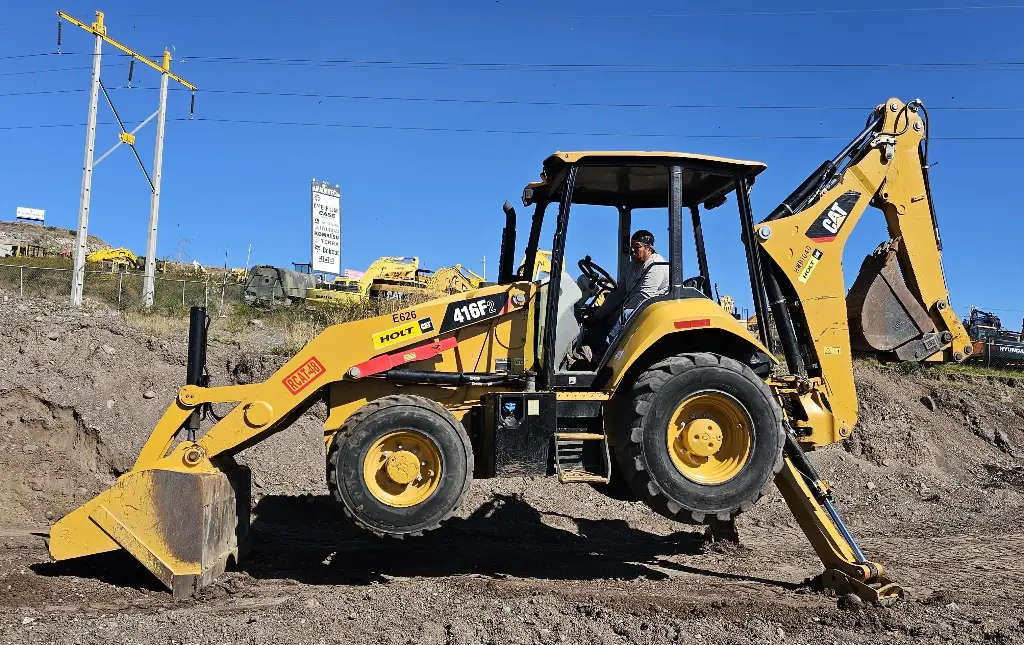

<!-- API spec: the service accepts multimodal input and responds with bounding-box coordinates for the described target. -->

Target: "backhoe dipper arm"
[756,98,970,438]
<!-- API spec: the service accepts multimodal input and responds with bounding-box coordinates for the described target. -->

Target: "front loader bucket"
[49,464,250,598]
[847,241,937,360]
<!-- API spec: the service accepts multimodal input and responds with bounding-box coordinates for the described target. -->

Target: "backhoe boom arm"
[757,97,970,438]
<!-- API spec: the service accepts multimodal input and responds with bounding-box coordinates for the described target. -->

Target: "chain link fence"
[0,262,246,317]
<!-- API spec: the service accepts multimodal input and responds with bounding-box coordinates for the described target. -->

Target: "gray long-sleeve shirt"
[596,252,670,319]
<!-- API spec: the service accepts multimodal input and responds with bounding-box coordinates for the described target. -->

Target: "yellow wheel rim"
[667,391,752,485]
[362,430,442,508]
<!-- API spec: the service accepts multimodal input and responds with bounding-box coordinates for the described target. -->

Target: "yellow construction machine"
[420,264,485,294]
[306,256,423,305]
[87,247,138,272]
[519,248,552,282]
[305,275,365,305]
[309,258,485,305]
[49,98,970,604]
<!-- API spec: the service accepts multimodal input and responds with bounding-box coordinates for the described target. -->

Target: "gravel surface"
[0,292,1022,644]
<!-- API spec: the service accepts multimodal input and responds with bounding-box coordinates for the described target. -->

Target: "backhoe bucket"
[49,464,250,598]
[847,241,937,360]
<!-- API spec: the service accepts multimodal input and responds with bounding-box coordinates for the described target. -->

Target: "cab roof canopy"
[522,151,767,210]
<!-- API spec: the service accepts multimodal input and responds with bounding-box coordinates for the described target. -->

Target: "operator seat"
[552,270,585,369]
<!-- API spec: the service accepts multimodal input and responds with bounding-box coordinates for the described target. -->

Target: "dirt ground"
[0,292,1022,644]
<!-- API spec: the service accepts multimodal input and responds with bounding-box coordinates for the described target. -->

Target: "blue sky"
[1,1,1022,320]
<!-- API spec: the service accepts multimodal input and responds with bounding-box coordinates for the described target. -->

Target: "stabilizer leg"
[775,435,904,606]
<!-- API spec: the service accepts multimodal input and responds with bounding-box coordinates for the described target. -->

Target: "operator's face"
[630,241,652,264]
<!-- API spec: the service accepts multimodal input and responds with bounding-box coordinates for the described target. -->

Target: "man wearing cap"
[567,229,669,367]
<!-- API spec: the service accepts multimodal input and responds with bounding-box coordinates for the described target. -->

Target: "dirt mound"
[0,222,109,256]
[0,389,123,530]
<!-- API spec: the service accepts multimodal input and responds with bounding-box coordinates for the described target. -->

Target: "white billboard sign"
[15,207,45,223]
[310,180,341,275]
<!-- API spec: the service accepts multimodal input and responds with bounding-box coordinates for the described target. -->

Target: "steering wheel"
[578,256,616,294]
[577,256,617,323]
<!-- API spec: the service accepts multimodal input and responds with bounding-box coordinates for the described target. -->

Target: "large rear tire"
[615,353,785,524]
[327,394,474,538]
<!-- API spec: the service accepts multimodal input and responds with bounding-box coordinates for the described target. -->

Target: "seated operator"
[566,230,670,368]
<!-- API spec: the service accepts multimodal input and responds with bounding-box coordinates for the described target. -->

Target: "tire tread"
[614,352,785,524]
[326,394,474,539]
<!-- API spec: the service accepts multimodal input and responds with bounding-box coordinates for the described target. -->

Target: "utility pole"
[142,50,172,308]
[70,13,104,308]
[58,10,196,308]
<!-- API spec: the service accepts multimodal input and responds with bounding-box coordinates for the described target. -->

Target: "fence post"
[19,267,24,297]
[181,280,186,307]
[204,280,209,309]
[117,271,124,309]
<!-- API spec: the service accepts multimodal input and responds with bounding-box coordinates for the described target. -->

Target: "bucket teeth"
[49,465,251,599]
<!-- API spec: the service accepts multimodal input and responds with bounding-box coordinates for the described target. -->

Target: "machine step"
[554,432,610,484]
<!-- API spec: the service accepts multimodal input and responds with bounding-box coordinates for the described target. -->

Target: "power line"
[185,118,1024,139]
[110,4,1024,20]
[0,89,89,98]
[0,65,94,77]
[6,84,1024,113]
[173,57,1024,72]
[6,117,1022,141]
[4,5,1022,28]
[4,86,1024,113]
[0,53,64,61]
[27,51,1024,73]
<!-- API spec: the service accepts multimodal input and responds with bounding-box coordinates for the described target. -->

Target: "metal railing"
[0,263,246,316]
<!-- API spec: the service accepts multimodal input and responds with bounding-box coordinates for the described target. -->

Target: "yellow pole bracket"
[56,10,197,91]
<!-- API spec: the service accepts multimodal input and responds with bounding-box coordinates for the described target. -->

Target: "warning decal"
[283,357,326,395]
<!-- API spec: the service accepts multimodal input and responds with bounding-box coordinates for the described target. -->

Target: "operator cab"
[496,151,767,389]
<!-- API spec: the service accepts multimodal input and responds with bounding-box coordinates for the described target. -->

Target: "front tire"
[615,353,785,524]
[327,394,474,537]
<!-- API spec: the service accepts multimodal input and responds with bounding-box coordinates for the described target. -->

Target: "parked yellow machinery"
[420,265,485,294]
[309,258,485,305]
[86,247,139,271]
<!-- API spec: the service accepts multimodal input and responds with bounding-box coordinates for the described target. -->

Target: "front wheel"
[615,353,785,524]
[327,394,474,537]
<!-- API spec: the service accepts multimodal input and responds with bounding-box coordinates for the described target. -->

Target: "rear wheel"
[615,353,784,524]
[327,394,473,537]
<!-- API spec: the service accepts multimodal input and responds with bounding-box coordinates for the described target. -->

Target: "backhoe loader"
[49,98,969,605]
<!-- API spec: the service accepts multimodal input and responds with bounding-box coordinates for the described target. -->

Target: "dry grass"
[122,310,191,338]
[861,356,1022,381]
[116,290,442,356]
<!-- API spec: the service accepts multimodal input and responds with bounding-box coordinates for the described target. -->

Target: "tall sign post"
[310,179,341,276]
